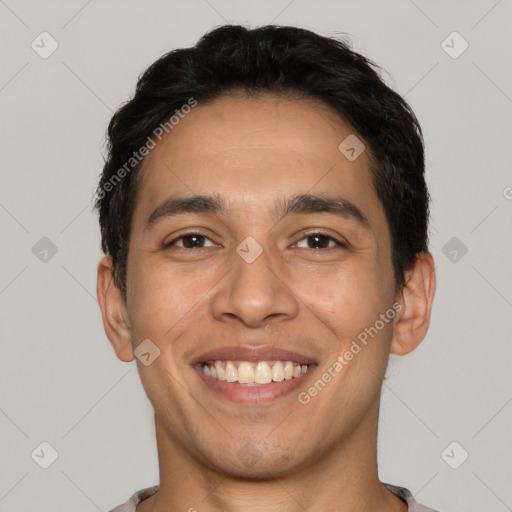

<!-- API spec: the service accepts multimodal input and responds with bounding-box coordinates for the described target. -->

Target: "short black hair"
[95,24,429,298]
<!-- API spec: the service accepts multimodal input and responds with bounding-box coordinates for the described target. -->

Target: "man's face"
[124,94,398,476]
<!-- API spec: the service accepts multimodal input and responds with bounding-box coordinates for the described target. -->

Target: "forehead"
[133,94,386,231]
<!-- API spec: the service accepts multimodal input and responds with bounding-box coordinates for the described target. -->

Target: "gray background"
[0,0,511,510]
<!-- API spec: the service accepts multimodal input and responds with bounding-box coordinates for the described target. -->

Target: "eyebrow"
[144,193,370,231]
[145,194,227,231]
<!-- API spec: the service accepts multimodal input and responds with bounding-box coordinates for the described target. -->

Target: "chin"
[202,442,309,480]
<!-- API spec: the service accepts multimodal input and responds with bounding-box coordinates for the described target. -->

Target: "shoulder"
[109,485,159,512]
[383,482,440,512]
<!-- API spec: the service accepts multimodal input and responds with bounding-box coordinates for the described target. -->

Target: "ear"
[96,255,134,362]
[390,252,436,356]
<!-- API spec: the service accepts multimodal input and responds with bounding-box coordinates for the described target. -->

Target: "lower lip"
[194,364,316,404]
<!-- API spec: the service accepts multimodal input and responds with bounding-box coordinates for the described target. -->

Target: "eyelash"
[163,231,347,250]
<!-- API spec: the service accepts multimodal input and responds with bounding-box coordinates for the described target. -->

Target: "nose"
[210,243,300,329]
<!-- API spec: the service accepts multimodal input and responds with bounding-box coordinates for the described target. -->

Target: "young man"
[96,25,437,512]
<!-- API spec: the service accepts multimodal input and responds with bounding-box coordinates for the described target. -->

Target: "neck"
[139,397,407,512]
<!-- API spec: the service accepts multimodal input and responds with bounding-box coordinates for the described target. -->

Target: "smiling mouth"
[199,360,311,385]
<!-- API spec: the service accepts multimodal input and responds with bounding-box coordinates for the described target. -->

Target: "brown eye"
[296,233,345,249]
[165,233,216,249]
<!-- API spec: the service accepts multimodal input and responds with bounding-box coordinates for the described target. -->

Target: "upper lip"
[191,345,318,365]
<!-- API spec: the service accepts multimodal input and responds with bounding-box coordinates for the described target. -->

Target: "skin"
[97,94,435,512]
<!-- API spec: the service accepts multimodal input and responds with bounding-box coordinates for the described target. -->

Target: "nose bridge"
[211,236,299,327]
[233,236,275,290]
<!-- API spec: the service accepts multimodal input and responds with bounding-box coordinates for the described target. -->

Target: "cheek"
[127,258,216,341]
[296,260,391,345]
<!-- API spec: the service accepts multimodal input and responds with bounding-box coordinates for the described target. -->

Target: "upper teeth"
[202,360,309,384]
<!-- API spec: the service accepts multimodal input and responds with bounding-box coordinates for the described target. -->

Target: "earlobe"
[390,252,436,356]
[96,256,134,362]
